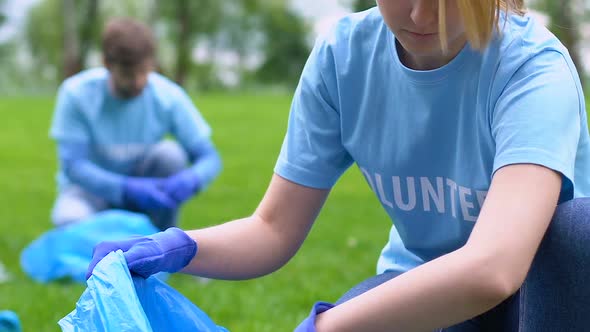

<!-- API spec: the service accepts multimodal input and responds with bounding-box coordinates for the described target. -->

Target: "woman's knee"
[545,197,590,248]
[528,197,590,277]
[519,197,590,329]
[335,271,401,305]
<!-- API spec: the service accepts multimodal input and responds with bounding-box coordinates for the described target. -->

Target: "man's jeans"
[335,198,590,331]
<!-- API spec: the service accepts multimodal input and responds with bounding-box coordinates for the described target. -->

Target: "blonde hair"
[439,0,526,51]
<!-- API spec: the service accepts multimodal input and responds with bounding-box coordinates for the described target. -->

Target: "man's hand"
[123,177,176,210]
[160,170,201,204]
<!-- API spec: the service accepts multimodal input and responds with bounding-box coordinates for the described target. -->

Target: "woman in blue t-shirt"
[87,1,590,330]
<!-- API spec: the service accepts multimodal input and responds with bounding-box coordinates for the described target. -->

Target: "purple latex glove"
[123,177,177,211]
[85,227,197,279]
[160,169,201,204]
[294,302,335,332]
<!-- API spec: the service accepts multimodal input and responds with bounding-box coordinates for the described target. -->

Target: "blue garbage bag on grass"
[59,251,228,332]
[0,311,21,332]
[21,210,160,283]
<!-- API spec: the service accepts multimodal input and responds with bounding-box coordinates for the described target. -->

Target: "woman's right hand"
[85,227,197,279]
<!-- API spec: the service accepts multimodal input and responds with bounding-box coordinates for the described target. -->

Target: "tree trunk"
[147,0,166,74]
[79,0,99,70]
[62,0,81,78]
[174,0,191,86]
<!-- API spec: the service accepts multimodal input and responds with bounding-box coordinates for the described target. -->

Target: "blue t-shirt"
[50,68,212,190]
[274,9,590,274]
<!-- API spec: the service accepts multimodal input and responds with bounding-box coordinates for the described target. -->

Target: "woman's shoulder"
[315,7,387,50]
[477,12,577,90]
[487,12,570,67]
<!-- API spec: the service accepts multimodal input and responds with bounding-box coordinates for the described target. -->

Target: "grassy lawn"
[0,93,389,331]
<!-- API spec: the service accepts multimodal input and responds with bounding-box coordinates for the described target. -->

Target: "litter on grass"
[0,263,11,284]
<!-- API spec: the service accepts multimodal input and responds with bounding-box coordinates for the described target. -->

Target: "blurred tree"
[26,0,100,80]
[0,1,37,93]
[0,0,8,47]
[23,0,310,90]
[62,0,100,77]
[155,0,309,89]
[101,0,151,18]
[254,2,310,86]
[352,0,376,12]
[62,0,81,77]
[26,0,62,82]
[78,0,100,71]
[156,0,223,86]
[219,1,264,72]
[0,0,9,80]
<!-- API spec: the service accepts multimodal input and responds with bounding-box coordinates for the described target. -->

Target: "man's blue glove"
[85,227,197,279]
[294,302,335,332]
[160,169,201,204]
[123,177,177,211]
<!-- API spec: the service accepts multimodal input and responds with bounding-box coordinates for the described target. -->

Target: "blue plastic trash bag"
[0,311,21,332]
[21,210,160,283]
[59,251,228,332]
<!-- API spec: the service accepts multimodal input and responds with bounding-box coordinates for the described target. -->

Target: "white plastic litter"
[0,262,12,283]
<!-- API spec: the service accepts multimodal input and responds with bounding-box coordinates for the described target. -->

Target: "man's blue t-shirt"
[50,68,212,191]
[274,9,590,274]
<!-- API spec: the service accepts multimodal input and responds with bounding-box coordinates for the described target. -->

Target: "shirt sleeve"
[274,37,353,189]
[185,140,222,192]
[169,89,212,150]
[58,142,125,205]
[49,84,90,143]
[492,50,583,203]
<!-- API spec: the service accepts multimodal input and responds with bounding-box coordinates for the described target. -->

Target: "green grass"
[0,93,390,331]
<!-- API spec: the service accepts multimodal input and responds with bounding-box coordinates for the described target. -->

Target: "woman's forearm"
[181,175,328,280]
[316,246,514,332]
[182,214,307,280]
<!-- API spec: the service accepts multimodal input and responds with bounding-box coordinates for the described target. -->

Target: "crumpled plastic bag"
[21,210,160,283]
[0,311,21,332]
[59,251,228,332]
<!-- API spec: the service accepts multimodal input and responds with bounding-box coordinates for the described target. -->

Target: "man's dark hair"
[102,17,155,66]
